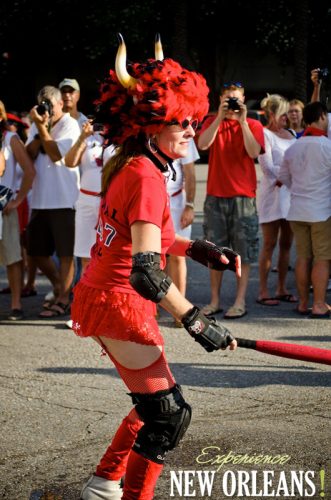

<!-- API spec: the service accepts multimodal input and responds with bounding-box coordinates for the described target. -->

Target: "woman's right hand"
[311,68,321,87]
[81,120,94,139]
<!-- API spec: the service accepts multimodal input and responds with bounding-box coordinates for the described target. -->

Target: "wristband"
[185,202,194,209]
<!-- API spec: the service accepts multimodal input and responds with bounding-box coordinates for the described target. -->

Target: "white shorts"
[169,190,192,239]
[74,192,100,258]
[0,209,22,266]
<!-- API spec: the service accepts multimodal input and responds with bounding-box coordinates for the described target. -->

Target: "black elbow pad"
[129,252,172,303]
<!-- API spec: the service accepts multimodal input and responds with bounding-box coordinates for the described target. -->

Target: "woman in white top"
[257,94,297,305]
[0,101,35,319]
[65,120,115,274]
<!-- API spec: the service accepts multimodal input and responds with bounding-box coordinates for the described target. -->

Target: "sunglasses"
[222,81,243,88]
[166,118,199,131]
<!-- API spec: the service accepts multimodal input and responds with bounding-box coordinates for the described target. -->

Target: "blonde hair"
[0,100,7,121]
[260,94,289,122]
[289,98,304,110]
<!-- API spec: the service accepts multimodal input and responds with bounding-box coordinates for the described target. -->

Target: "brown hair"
[101,135,146,197]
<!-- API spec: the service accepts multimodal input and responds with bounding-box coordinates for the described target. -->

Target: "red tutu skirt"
[71,281,164,346]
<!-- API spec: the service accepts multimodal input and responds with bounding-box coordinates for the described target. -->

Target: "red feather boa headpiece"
[95,58,209,145]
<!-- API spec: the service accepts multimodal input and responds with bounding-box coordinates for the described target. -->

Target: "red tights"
[96,348,175,499]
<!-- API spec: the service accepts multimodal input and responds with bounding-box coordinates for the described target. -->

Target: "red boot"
[122,450,163,500]
[96,409,143,480]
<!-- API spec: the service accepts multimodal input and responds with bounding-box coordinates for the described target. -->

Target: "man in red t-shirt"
[198,82,265,319]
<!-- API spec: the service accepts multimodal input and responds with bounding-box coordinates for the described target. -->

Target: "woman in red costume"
[72,34,240,500]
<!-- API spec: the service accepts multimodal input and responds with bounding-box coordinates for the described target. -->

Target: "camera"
[37,99,53,116]
[318,68,329,81]
[93,123,104,132]
[227,97,240,111]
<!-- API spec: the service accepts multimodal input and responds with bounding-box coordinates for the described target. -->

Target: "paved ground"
[0,164,330,500]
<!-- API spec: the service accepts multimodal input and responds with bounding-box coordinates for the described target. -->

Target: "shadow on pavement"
[37,363,331,388]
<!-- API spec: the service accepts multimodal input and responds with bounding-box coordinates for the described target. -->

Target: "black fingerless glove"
[186,239,238,272]
[181,306,235,352]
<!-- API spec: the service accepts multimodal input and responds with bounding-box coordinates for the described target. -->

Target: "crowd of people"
[0,69,330,322]
[0,31,330,498]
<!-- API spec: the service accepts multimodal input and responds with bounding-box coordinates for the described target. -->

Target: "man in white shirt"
[26,85,80,317]
[278,101,331,318]
[59,78,88,129]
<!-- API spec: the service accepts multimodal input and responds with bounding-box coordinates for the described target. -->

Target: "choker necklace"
[143,145,176,181]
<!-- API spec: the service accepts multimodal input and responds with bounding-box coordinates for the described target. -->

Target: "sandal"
[39,302,71,318]
[224,305,247,319]
[200,304,224,316]
[256,297,279,306]
[275,294,298,303]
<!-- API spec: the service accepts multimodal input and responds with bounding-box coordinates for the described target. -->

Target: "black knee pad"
[130,384,192,463]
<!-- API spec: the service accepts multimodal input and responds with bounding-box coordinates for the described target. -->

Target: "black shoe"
[8,309,24,321]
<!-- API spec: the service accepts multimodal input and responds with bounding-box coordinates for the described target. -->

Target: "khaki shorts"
[290,217,331,260]
[203,195,259,264]
[0,209,22,266]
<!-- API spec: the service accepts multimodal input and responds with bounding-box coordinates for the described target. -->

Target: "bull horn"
[155,33,164,61]
[115,33,137,89]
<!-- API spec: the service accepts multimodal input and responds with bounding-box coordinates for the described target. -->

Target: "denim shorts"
[203,195,259,264]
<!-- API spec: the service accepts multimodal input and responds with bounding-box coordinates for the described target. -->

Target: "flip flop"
[256,297,279,306]
[275,294,298,303]
[39,302,71,318]
[200,305,224,316]
[308,311,330,319]
[294,306,311,316]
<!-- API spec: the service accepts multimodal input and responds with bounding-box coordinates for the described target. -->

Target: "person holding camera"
[278,101,331,318]
[311,68,331,292]
[198,81,264,319]
[64,120,114,275]
[26,85,80,317]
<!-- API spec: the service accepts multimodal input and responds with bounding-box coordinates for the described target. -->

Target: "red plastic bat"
[236,338,331,366]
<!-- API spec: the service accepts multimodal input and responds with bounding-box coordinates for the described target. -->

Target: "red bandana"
[303,126,327,137]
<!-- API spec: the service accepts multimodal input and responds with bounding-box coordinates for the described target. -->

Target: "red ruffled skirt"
[71,281,164,346]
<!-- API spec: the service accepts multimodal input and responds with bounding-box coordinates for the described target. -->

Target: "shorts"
[290,217,331,260]
[203,195,259,264]
[71,281,163,346]
[170,190,192,239]
[0,209,22,266]
[74,192,100,258]
[27,208,75,257]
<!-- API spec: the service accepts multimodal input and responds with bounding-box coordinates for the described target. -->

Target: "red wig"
[95,56,209,145]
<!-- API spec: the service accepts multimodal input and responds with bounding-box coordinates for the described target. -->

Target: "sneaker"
[65,319,73,329]
[8,309,24,321]
[80,475,123,500]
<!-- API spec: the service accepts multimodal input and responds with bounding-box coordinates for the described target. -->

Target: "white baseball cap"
[59,78,80,92]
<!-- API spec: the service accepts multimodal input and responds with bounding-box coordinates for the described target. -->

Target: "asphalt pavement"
[0,164,330,500]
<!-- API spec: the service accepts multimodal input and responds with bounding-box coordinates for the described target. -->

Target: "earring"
[147,137,158,154]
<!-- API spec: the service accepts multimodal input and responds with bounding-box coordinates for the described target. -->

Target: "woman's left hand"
[180,206,194,229]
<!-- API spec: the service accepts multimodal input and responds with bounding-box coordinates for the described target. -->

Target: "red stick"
[236,338,331,366]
